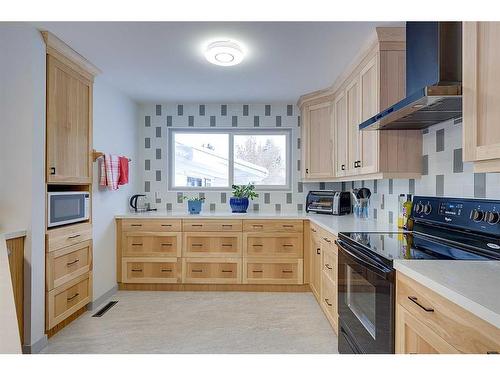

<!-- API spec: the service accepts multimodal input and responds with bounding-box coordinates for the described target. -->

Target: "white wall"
[0,23,46,348]
[92,79,139,301]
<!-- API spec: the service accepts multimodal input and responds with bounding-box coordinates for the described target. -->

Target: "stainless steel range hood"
[360,22,462,131]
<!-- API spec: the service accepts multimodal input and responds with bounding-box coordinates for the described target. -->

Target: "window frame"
[167,127,292,191]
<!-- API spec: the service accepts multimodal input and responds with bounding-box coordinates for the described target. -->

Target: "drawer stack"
[242,220,304,285]
[120,219,182,284]
[319,229,338,333]
[182,219,242,284]
[46,222,93,329]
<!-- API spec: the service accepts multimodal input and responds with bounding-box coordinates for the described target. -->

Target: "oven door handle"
[336,239,393,278]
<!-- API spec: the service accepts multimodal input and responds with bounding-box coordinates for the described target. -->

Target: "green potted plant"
[183,196,205,214]
[230,184,258,213]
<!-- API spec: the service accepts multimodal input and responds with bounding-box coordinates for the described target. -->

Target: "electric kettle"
[129,194,148,212]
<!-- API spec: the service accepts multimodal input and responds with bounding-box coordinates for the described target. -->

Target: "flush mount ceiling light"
[205,40,245,66]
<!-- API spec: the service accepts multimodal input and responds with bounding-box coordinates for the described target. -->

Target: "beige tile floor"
[41,291,338,354]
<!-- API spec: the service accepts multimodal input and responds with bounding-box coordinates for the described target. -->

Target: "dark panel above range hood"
[360,22,462,131]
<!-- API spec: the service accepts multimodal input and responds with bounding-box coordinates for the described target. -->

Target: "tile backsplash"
[140,103,312,213]
[140,103,500,219]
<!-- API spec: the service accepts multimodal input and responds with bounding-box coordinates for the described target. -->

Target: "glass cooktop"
[339,231,499,263]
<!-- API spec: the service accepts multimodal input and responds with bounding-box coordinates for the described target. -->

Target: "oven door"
[48,192,89,227]
[336,239,395,354]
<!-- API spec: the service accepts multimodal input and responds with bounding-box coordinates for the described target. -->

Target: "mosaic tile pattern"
[141,103,306,212]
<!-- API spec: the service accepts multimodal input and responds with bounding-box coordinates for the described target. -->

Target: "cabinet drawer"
[319,231,337,253]
[122,258,181,283]
[182,219,242,232]
[123,232,181,257]
[320,273,338,331]
[183,233,242,257]
[121,219,181,232]
[243,258,303,284]
[244,233,303,258]
[182,258,241,284]
[397,273,500,353]
[243,220,303,233]
[47,272,91,329]
[322,245,337,284]
[46,240,92,290]
[47,222,92,252]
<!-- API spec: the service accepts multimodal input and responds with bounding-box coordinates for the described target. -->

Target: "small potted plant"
[183,196,205,215]
[230,184,258,213]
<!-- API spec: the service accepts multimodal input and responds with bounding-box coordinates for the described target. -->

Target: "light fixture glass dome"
[205,40,244,66]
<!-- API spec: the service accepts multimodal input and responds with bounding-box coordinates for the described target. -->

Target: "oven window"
[50,195,84,223]
[345,264,376,339]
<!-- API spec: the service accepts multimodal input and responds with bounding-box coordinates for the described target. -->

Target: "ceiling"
[35,22,402,103]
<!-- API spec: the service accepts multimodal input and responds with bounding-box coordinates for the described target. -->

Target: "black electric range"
[336,196,500,354]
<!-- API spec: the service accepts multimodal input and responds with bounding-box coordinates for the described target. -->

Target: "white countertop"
[0,234,22,353]
[394,260,500,329]
[115,211,399,236]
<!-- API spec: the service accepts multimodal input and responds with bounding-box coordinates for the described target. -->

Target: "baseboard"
[87,284,118,311]
[118,283,311,292]
[22,334,48,354]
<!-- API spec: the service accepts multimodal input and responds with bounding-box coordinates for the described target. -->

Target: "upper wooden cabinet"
[301,101,335,179]
[463,22,500,173]
[298,27,422,181]
[43,31,100,184]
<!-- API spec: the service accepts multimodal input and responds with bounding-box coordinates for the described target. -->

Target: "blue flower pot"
[188,200,202,214]
[230,197,249,213]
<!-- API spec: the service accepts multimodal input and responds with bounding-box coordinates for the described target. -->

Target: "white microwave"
[47,191,90,228]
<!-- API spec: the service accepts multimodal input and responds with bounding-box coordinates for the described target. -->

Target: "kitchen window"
[168,128,291,190]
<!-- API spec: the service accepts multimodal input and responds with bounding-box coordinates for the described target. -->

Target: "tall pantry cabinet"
[42,31,100,334]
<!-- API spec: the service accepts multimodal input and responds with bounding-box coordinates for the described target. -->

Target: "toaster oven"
[306,190,351,215]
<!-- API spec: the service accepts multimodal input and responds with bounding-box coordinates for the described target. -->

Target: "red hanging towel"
[118,156,129,185]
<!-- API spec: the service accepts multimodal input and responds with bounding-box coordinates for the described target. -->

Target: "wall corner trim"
[22,334,48,354]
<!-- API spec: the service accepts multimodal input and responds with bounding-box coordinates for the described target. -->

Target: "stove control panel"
[411,196,500,237]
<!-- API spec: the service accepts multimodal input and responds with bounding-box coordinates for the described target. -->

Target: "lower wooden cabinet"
[183,232,242,257]
[309,225,322,300]
[243,233,303,258]
[123,232,182,257]
[122,258,181,283]
[320,273,338,333]
[46,240,92,290]
[46,272,92,329]
[182,258,241,284]
[6,235,25,344]
[243,258,303,284]
[396,272,500,354]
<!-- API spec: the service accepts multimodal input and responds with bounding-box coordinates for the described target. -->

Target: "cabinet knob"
[305,168,309,174]
[341,164,345,171]
[50,167,56,175]
[316,248,321,255]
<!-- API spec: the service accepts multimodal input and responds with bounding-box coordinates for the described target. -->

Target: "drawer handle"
[311,228,317,233]
[252,244,263,247]
[192,269,203,273]
[252,270,263,273]
[221,244,233,247]
[324,298,332,307]
[282,244,293,247]
[408,296,434,312]
[161,224,172,227]
[131,224,142,227]
[222,224,233,227]
[131,269,143,272]
[282,224,294,228]
[252,224,264,228]
[66,259,80,266]
[325,264,333,270]
[132,243,143,246]
[161,269,173,272]
[487,351,499,354]
[192,224,203,227]
[161,243,173,246]
[68,234,81,239]
[67,293,79,302]
[316,248,321,255]
[282,270,293,273]
[323,237,331,243]
[192,244,203,247]
[221,270,233,273]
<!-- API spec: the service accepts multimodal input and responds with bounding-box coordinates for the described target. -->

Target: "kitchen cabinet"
[301,101,335,179]
[298,27,422,182]
[309,224,322,300]
[463,21,500,172]
[395,272,500,354]
[319,231,338,333]
[6,235,25,344]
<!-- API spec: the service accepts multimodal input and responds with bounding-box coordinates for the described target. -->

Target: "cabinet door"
[396,304,460,354]
[305,102,334,179]
[310,232,322,300]
[47,55,92,184]
[346,78,361,176]
[358,54,379,175]
[334,91,348,177]
[463,22,500,169]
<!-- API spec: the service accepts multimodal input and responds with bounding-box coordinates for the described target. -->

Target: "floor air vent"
[92,301,118,317]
